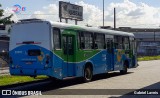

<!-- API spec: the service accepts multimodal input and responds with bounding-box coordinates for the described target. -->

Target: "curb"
[0,67,9,75]
[0,67,9,70]
[0,73,9,75]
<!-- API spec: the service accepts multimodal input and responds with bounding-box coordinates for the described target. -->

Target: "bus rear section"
[9,20,53,77]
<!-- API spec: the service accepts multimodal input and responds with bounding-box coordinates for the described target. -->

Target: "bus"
[9,19,138,82]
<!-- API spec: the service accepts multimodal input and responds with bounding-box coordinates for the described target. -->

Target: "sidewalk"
[0,67,9,75]
[0,57,9,75]
[0,58,8,67]
[0,67,9,70]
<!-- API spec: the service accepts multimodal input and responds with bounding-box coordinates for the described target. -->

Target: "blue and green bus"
[9,19,138,82]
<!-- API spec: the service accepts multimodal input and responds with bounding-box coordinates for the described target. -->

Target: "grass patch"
[138,55,160,61]
[0,75,48,86]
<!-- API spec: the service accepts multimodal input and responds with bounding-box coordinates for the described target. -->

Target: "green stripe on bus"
[53,50,101,62]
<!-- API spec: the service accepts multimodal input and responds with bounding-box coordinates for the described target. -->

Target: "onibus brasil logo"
[12,4,26,14]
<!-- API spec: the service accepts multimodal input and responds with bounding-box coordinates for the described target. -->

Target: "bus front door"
[106,40,114,71]
[62,35,76,77]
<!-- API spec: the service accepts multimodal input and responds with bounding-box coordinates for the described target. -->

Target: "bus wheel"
[84,66,93,82]
[120,63,128,74]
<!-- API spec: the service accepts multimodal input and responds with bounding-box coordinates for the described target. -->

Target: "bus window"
[78,31,84,49]
[63,36,74,55]
[134,38,137,54]
[79,31,84,49]
[79,31,93,49]
[105,34,114,49]
[53,28,61,49]
[130,37,136,54]
[123,37,130,50]
[94,33,105,49]
[28,49,41,56]
[77,31,80,49]
[114,36,123,49]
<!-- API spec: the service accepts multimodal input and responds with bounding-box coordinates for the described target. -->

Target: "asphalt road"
[1,60,160,98]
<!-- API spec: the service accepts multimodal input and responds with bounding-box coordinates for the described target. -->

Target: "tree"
[0,4,14,25]
[0,4,12,63]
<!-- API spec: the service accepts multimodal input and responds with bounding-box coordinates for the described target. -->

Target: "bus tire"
[120,63,128,74]
[83,66,93,82]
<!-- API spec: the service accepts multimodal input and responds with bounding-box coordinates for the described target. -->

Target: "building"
[0,25,10,67]
[116,27,160,56]
[0,25,10,54]
[100,26,160,56]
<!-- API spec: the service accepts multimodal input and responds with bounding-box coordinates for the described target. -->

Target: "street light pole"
[103,0,104,27]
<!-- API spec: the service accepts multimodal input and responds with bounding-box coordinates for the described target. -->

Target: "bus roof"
[16,19,134,37]
[50,22,134,37]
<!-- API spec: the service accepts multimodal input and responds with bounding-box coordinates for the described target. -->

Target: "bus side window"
[80,31,93,49]
[114,36,123,49]
[114,36,118,49]
[107,41,111,49]
[123,36,130,50]
[130,37,133,51]
[130,37,136,54]
[94,33,105,49]
[77,31,81,49]
[79,31,85,49]
[105,34,113,49]
[53,28,61,50]
[134,38,137,54]
[95,43,98,49]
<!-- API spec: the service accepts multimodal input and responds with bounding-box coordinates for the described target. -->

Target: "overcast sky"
[1,0,160,28]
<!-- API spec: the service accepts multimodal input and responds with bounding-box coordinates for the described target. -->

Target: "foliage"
[138,55,160,61]
[0,4,14,25]
[0,75,48,86]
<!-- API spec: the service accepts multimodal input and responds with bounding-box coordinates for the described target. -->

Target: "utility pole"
[103,0,104,27]
[114,8,116,30]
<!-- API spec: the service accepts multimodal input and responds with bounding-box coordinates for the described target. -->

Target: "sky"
[0,0,160,28]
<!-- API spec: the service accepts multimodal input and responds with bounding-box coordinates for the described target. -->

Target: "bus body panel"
[10,21,51,51]
[9,21,60,77]
[10,44,64,79]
